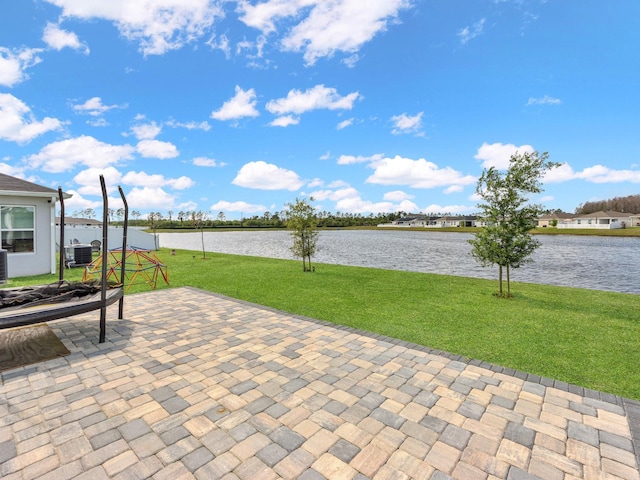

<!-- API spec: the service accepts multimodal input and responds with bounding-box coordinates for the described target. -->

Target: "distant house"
[0,172,70,277]
[558,211,632,229]
[407,215,440,227]
[378,214,429,227]
[378,214,477,228]
[56,216,103,227]
[536,212,574,228]
[433,215,477,228]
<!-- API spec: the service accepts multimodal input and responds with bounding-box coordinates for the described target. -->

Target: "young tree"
[285,197,319,272]
[469,151,559,297]
[192,210,209,259]
[147,212,163,250]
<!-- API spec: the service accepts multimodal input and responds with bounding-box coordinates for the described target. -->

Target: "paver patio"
[1,286,639,479]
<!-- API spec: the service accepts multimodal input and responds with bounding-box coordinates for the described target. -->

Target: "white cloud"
[526,95,561,106]
[310,186,359,201]
[335,195,419,214]
[319,151,331,161]
[366,155,476,189]
[327,179,349,188]
[237,0,308,34]
[383,190,414,202]
[168,176,196,190]
[62,190,101,211]
[337,118,354,130]
[166,119,211,131]
[73,97,122,116]
[307,178,324,188]
[266,84,361,115]
[206,33,231,59]
[337,153,384,165]
[232,161,304,190]
[458,18,486,44]
[46,0,224,56]
[136,139,179,158]
[210,200,267,213]
[0,47,43,87]
[422,204,473,214]
[239,0,411,65]
[132,121,161,140]
[474,142,535,169]
[269,115,299,127]
[543,162,576,183]
[87,118,109,127]
[122,171,194,190]
[342,54,359,68]
[469,192,482,202]
[26,135,135,173]
[236,34,268,61]
[211,86,259,121]
[0,162,27,178]
[193,157,224,167]
[444,185,464,194]
[42,22,89,53]
[0,93,63,143]
[390,112,423,135]
[73,166,123,196]
[175,201,198,212]
[544,163,640,184]
[126,186,176,209]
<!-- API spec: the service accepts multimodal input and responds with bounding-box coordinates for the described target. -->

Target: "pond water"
[158,230,640,294]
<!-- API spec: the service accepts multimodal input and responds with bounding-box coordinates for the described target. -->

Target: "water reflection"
[158,230,639,294]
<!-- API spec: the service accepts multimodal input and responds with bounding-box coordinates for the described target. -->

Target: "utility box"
[64,245,93,268]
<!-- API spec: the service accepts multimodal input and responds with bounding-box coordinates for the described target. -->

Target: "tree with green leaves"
[469,151,559,297]
[285,197,319,272]
[147,212,163,250]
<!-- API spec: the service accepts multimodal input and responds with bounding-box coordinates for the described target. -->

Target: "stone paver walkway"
[1,286,638,480]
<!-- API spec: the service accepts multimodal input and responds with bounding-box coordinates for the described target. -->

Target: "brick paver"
[1,286,639,479]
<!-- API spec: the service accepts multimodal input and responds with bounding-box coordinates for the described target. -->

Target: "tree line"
[130,210,408,229]
[575,194,640,214]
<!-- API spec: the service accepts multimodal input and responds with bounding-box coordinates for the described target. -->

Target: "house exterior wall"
[1,193,56,277]
[557,217,630,229]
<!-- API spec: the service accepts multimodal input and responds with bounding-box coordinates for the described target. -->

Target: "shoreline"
[152,225,640,237]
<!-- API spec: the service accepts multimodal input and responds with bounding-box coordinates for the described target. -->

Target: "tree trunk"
[506,264,511,296]
[498,265,503,295]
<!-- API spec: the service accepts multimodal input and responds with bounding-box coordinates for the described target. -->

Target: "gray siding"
[2,194,56,277]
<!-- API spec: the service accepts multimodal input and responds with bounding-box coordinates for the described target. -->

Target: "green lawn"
[7,248,640,400]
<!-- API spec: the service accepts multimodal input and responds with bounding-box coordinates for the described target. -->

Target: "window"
[1,206,35,253]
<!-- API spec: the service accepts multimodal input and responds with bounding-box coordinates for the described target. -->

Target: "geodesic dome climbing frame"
[83,247,169,292]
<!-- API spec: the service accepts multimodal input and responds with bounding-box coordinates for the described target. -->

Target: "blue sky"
[1,1,639,219]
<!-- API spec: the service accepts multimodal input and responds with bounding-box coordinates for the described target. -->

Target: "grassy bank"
[7,248,640,400]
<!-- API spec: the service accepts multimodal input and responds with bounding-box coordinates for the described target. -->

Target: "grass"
[7,248,640,400]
